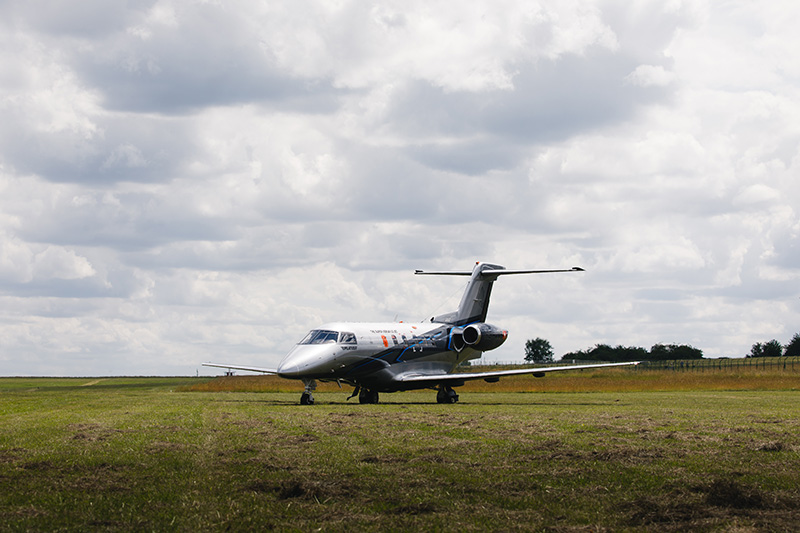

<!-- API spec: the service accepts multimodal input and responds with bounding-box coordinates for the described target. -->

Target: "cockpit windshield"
[298,330,358,345]
[299,330,339,344]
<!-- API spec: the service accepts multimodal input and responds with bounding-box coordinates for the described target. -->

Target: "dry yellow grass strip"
[187,367,800,394]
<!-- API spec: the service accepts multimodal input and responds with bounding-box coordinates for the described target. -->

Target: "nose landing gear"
[300,379,316,405]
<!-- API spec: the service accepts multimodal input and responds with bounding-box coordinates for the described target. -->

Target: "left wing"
[397,361,638,386]
[203,362,278,374]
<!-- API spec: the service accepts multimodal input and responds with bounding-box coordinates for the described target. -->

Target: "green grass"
[2,376,800,531]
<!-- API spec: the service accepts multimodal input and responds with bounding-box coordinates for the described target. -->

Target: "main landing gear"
[436,385,459,404]
[300,379,316,405]
[358,387,379,404]
[346,385,379,404]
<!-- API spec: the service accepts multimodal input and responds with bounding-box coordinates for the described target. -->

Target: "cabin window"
[299,330,339,345]
[339,332,357,345]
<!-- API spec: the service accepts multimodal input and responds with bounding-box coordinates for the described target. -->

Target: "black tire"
[359,389,379,404]
[436,389,448,404]
[437,387,459,404]
[300,393,314,405]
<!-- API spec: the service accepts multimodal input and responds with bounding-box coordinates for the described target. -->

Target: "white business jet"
[204,262,636,404]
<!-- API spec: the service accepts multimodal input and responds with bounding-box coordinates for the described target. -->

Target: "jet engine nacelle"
[450,323,508,352]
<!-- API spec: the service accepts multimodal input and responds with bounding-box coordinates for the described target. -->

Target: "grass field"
[2,370,800,531]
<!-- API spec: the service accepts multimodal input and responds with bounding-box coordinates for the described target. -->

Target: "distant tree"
[784,333,800,357]
[590,344,616,361]
[563,343,703,362]
[610,345,648,362]
[749,340,783,358]
[524,338,554,363]
[764,339,784,357]
[565,344,647,362]
[670,344,704,359]
[650,344,704,360]
[748,342,764,358]
[559,349,588,362]
[649,344,671,361]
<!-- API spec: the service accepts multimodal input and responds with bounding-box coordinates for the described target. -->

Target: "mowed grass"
[2,372,800,531]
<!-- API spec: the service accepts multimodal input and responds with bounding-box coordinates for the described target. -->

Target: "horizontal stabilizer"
[414,269,472,276]
[496,267,584,275]
[416,263,585,324]
[202,362,278,374]
[415,266,584,277]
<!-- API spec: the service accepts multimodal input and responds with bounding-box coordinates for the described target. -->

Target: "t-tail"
[415,262,585,326]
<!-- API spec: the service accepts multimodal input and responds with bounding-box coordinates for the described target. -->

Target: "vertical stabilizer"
[451,262,505,325]
[414,262,505,325]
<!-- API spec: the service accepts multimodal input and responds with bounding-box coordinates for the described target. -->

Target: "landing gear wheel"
[358,388,379,404]
[300,378,317,406]
[436,386,459,404]
[300,392,315,405]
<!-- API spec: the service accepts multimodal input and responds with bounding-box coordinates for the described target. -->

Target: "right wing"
[202,362,278,374]
[397,361,638,387]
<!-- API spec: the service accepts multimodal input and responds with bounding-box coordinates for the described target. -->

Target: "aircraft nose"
[276,351,301,377]
[276,359,300,378]
[277,345,332,378]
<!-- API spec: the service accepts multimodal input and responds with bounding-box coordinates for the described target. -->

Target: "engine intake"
[450,323,508,352]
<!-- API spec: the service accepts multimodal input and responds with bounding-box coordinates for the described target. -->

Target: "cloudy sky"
[1,0,798,376]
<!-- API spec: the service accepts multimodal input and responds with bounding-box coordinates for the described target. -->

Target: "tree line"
[523,338,702,363]
[558,343,703,363]
[748,333,800,358]
[524,332,800,363]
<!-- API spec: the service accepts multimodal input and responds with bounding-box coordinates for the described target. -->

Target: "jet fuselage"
[276,321,481,392]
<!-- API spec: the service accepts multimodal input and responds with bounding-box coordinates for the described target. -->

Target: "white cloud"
[0,0,799,375]
[625,64,675,87]
[0,232,35,283]
[31,247,96,281]
[102,143,149,170]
